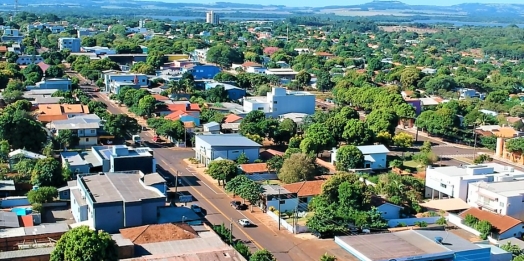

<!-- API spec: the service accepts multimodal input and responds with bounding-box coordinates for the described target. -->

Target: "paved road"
[88,90,351,261]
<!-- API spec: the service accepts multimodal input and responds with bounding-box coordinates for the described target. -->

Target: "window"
[90,130,95,133]
[273,101,278,104]
[440,183,447,189]
[85,138,89,142]
[500,202,505,207]
[257,107,264,110]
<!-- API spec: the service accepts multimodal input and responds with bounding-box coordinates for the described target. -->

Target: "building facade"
[58,37,81,52]
[243,87,315,118]
[103,72,149,93]
[206,11,219,25]
[91,145,156,174]
[468,180,524,220]
[194,134,261,166]
[26,78,72,91]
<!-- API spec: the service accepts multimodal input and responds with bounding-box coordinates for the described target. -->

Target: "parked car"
[230,201,248,210]
[238,219,252,227]
[191,204,202,213]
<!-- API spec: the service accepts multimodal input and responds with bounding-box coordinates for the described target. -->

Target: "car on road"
[238,219,252,227]
[230,201,248,210]
[190,204,202,213]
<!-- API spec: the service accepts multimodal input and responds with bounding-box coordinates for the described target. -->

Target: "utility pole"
[229,218,233,244]
[278,189,281,230]
[292,207,297,234]
[174,170,179,194]
[473,124,478,159]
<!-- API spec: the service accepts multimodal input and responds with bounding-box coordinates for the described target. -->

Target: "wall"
[191,65,221,80]
[265,197,298,213]
[268,91,315,117]
[123,202,143,228]
[425,168,488,200]
[0,231,66,251]
[211,147,260,164]
[454,248,491,261]
[377,203,401,220]
[112,156,154,174]
[227,89,246,100]
[387,217,440,228]
[68,163,90,175]
[94,202,124,233]
[367,153,388,170]
[266,210,309,233]
[0,197,29,208]
[141,198,165,225]
[243,100,270,114]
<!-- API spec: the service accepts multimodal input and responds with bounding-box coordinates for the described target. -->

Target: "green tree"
[31,158,66,187]
[27,187,58,204]
[500,242,522,257]
[104,114,141,138]
[392,132,414,151]
[278,153,317,183]
[266,155,284,173]
[236,152,249,164]
[335,145,365,171]
[50,226,118,261]
[296,70,312,88]
[225,175,250,197]
[205,159,238,185]
[239,180,263,210]
[206,44,244,68]
[0,103,47,151]
[316,69,333,92]
[56,129,78,150]
[137,95,157,117]
[250,249,276,261]
[304,123,336,155]
[420,140,433,154]
[131,62,156,75]
[366,109,398,136]
[156,120,185,142]
[342,119,373,145]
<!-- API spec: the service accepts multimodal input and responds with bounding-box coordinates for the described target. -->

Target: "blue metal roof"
[356,145,390,155]
[203,122,220,128]
[196,134,261,147]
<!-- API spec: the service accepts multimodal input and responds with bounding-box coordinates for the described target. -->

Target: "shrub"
[396,222,407,227]
[269,206,276,212]
[414,221,428,227]
[436,217,447,225]
[32,203,43,213]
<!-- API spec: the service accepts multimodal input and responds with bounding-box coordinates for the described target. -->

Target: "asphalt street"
[86,89,348,261]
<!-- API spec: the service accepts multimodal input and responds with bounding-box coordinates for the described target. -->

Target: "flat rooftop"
[428,163,524,179]
[472,179,524,197]
[80,173,165,204]
[196,134,261,147]
[337,230,480,260]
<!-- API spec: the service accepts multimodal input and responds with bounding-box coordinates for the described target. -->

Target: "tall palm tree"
[167,80,182,98]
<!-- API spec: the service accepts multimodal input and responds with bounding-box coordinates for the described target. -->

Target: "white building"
[242,87,315,118]
[459,88,485,100]
[1,28,24,43]
[26,78,72,91]
[194,134,261,166]
[102,71,149,93]
[77,28,100,38]
[425,163,524,201]
[58,37,81,52]
[206,11,219,25]
[331,144,390,170]
[468,179,524,220]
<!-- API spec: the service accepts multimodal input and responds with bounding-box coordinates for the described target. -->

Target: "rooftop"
[420,198,471,212]
[0,180,15,192]
[143,173,166,186]
[224,114,243,123]
[8,149,46,160]
[427,163,524,179]
[80,172,165,204]
[261,184,291,195]
[239,163,269,174]
[337,230,481,260]
[61,151,88,166]
[51,114,101,130]
[471,179,524,197]
[93,145,153,160]
[281,180,325,197]
[196,134,261,147]
[203,121,220,128]
[0,212,19,228]
[459,207,522,233]
[356,144,390,154]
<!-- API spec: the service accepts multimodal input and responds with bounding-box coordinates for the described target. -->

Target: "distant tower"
[14,0,18,16]
[206,11,219,25]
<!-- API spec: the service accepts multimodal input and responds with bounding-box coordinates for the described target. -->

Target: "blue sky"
[170,1,524,7]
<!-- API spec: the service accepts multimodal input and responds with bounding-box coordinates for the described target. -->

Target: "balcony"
[475,200,497,212]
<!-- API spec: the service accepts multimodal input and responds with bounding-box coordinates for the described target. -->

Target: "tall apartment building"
[58,37,81,52]
[206,11,219,25]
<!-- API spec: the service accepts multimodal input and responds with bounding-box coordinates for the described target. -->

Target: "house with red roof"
[224,114,243,124]
[160,102,201,126]
[263,47,280,56]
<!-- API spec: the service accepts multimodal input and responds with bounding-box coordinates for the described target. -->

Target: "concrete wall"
[141,199,165,225]
[266,210,309,233]
[0,197,29,208]
[265,197,298,213]
[387,217,440,228]
[377,203,402,220]
[94,203,124,233]
[123,202,143,228]
[366,153,388,170]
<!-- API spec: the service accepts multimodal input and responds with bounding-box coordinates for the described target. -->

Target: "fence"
[266,210,309,234]
[387,217,441,228]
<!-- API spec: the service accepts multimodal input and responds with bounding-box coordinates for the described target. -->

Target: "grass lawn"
[403,160,421,169]
[281,211,312,225]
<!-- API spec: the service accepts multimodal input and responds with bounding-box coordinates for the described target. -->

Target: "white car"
[238,219,252,227]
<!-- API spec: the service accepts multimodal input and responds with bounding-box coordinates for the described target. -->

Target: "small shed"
[203,122,221,134]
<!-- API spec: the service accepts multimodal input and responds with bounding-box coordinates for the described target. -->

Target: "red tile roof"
[263,47,280,55]
[165,103,200,113]
[459,207,522,233]
[165,110,188,121]
[152,94,170,101]
[282,180,325,197]
[242,61,263,68]
[224,114,243,123]
[240,163,269,174]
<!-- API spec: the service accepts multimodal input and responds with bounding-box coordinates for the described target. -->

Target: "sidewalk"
[400,127,477,150]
